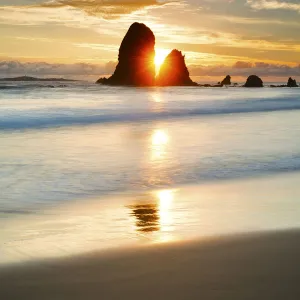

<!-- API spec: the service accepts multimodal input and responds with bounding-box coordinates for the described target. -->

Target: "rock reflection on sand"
[130,204,160,233]
[128,190,175,240]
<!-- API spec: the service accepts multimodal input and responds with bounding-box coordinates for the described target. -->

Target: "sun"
[154,49,170,73]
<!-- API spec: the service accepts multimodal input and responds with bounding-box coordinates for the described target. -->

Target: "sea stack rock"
[96,22,155,86]
[221,75,231,86]
[244,75,263,87]
[156,50,197,86]
[287,77,298,87]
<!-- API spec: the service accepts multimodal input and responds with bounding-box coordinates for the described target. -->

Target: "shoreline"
[1,171,300,266]
[1,229,300,299]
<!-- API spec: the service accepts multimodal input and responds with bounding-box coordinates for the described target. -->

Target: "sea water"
[1,82,300,263]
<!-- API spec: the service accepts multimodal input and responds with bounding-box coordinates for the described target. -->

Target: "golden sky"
[0,0,299,81]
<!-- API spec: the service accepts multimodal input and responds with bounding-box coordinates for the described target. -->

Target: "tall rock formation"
[287,77,298,87]
[244,75,263,87]
[156,50,197,86]
[97,22,155,86]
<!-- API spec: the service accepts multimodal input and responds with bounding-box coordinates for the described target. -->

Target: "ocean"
[1,81,300,263]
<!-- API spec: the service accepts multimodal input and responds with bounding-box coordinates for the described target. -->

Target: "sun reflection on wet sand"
[129,126,175,240]
[158,190,174,231]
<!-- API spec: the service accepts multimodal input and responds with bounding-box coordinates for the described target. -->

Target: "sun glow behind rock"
[155,48,170,73]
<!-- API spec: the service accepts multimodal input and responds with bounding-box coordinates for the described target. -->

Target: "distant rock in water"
[244,75,263,87]
[156,50,197,86]
[287,77,298,87]
[221,75,231,86]
[96,22,155,86]
[97,77,109,85]
[270,84,286,88]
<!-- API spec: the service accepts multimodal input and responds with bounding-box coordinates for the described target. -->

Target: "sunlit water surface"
[0,82,300,263]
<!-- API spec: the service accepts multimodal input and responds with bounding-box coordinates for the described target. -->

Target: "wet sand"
[2,172,300,265]
[1,229,300,300]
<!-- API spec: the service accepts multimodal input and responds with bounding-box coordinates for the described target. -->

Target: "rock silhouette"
[244,75,263,87]
[270,84,286,88]
[97,22,155,86]
[287,77,298,87]
[156,50,197,86]
[221,75,231,86]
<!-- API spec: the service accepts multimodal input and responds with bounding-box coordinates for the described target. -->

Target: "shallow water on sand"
[1,173,300,264]
[0,84,300,263]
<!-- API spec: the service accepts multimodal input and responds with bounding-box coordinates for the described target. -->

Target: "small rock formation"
[221,75,231,86]
[244,75,263,87]
[270,84,287,88]
[199,84,221,88]
[287,77,298,87]
[97,77,109,84]
[156,50,197,86]
[96,22,155,86]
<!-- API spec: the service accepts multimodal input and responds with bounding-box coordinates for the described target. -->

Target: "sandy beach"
[1,229,300,300]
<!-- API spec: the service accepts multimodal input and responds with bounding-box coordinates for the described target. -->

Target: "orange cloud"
[35,0,177,19]
[247,0,300,13]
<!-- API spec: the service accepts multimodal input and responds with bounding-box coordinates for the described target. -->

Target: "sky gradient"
[0,0,299,82]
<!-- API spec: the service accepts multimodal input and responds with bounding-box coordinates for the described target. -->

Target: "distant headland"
[96,22,298,88]
[0,76,77,82]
